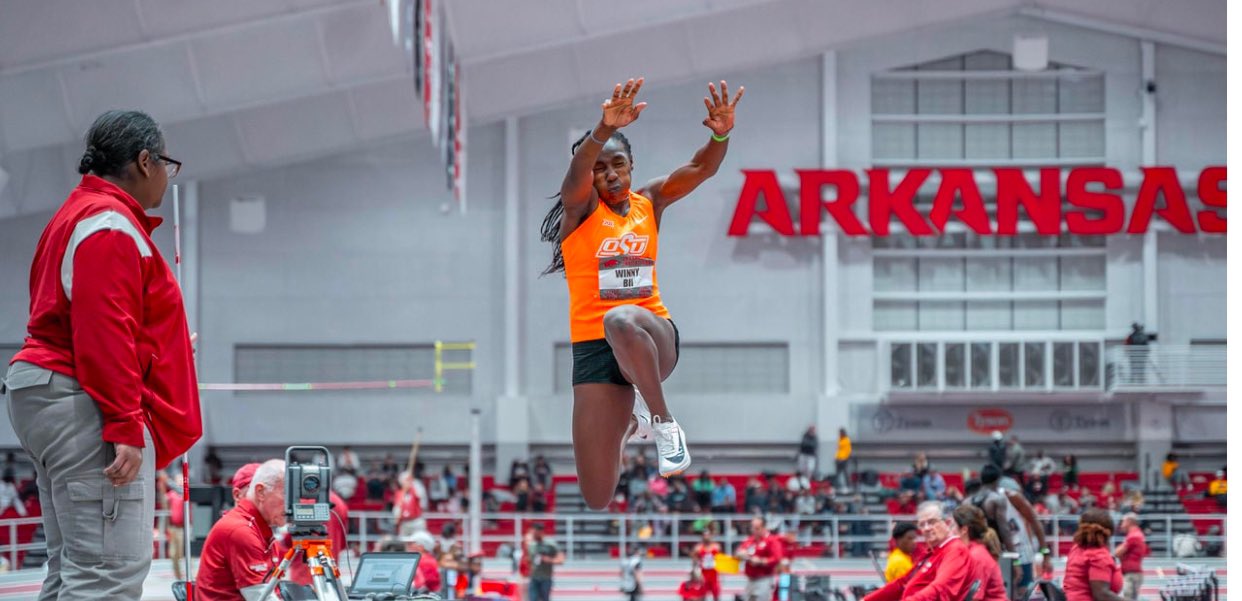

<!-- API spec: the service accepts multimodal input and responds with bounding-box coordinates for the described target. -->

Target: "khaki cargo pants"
[2,361,154,601]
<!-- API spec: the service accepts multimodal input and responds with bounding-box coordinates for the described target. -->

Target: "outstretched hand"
[703,80,744,136]
[601,77,648,129]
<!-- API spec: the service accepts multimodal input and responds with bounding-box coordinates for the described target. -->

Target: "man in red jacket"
[736,516,783,601]
[865,501,973,601]
[2,110,201,601]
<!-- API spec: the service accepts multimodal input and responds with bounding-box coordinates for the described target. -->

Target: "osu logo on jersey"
[595,232,649,258]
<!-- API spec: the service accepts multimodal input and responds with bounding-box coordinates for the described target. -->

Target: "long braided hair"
[539,130,634,276]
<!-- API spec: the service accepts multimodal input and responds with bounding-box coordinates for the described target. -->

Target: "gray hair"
[1122,512,1140,524]
[247,459,286,500]
[77,110,165,177]
[917,500,945,518]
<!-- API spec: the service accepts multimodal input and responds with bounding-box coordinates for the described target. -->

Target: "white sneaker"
[628,391,653,443]
[653,415,691,477]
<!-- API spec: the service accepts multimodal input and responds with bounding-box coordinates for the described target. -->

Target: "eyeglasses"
[155,153,182,178]
[917,517,946,529]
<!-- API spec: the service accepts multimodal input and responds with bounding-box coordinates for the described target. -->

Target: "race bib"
[598,256,654,300]
[703,552,716,569]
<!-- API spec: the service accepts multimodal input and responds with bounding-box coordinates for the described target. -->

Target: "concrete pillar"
[495,117,529,477]
[1133,397,1174,490]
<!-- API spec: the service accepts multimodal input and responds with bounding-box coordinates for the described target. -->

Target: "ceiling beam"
[0,0,376,78]
[1017,6,1225,55]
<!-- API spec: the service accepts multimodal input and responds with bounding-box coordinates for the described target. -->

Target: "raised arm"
[559,78,648,218]
[645,80,744,212]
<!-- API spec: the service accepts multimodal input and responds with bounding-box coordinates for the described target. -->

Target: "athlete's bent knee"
[603,306,642,337]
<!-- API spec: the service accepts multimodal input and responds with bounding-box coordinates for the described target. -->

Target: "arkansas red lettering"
[727,166,1226,236]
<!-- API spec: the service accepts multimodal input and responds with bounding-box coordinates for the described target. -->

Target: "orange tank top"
[561,191,670,342]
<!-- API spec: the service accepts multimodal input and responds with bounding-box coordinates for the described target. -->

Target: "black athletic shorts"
[571,319,680,386]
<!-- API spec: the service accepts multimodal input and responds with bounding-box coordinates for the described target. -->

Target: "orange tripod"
[256,537,349,601]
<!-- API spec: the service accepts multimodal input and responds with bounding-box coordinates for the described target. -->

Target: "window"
[888,340,1102,392]
[872,50,1105,166]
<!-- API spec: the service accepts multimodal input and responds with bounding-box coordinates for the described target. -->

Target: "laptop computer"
[346,552,422,599]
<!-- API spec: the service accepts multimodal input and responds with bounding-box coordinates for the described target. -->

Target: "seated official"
[197,460,286,601]
[865,501,973,601]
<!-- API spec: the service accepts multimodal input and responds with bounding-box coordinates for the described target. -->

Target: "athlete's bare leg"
[571,383,634,510]
[602,305,678,420]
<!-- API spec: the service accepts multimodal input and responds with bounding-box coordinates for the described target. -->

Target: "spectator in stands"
[514,478,531,511]
[531,481,549,512]
[0,474,24,518]
[798,426,819,477]
[745,478,770,514]
[1162,453,1192,491]
[786,470,811,493]
[884,522,919,583]
[912,452,930,479]
[428,467,450,511]
[1062,509,1125,601]
[1028,450,1057,493]
[1004,435,1026,482]
[334,467,359,501]
[1,453,16,481]
[864,501,972,601]
[1207,469,1226,508]
[1113,513,1148,601]
[895,490,918,515]
[711,478,737,514]
[509,458,531,489]
[381,453,400,476]
[533,455,552,489]
[526,522,564,601]
[1124,323,1155,383]
[1064,454,1080,489]
[692,529,722,601]
[692,470,714,509]
[835,428,852,491]
[336,445,360,472]
[736,516,783,601]
[952,504,1007,601]
[197,459,285,600]
[922,467,946,501]
[668,478,695,512]
[988,431,1007,470]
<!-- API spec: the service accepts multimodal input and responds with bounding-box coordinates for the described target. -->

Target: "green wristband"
[711,132,731,142]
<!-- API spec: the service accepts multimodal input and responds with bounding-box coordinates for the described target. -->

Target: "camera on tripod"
[284,446,334,536]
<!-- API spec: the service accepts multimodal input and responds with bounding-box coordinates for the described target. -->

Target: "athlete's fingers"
[719,81,729,106]
[633,102,648,119]
[621,78,636,98]
[708,82,722,106]
[631,77,645,98]
[613,83,623,99]
[731,85,746,106]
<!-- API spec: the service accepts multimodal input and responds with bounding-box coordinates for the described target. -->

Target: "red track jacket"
[13,175,201,468]
[865,537,973,601]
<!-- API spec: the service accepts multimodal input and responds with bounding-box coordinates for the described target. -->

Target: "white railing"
[0,510,1225,570]
[1108,345,1226,391]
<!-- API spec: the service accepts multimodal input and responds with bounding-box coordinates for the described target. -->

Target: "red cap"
[232,463,261,493]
